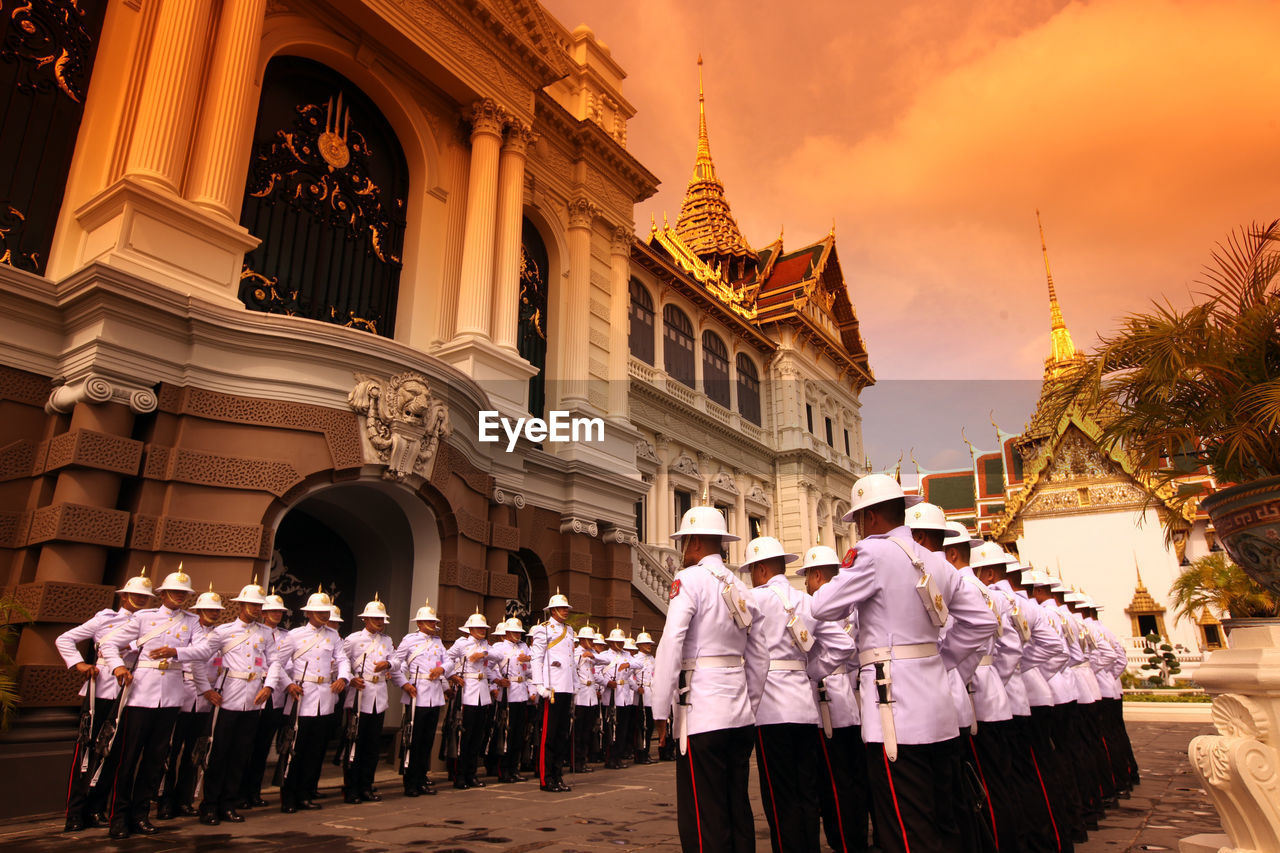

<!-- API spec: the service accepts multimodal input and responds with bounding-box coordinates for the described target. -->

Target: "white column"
[491,121,534,351]
[454,99,505,340]
[186,0,268,217]
[799,482,813,546]
[733,470,748,563]
[608,226,633,418]
[124,0,217,191]
[728,350,739,414]
[655,437,671,543]
[654,299,666,373]
[560,197,597,407]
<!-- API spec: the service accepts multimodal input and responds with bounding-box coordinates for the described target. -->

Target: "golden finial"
[910,448,921,484]
[374,591,380,602]
[1036,209,1079,373]
[251,573,258,585]
[829,218,836,238]
[650,213,657,236]
[317,585,323,594]
[140,566,148,578]
[208,581,214,592]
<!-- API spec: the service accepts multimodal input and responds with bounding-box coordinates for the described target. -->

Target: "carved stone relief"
[348,371,452,482]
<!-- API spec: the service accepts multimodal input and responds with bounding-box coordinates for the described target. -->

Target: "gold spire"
[1036,210,1080,376]
[694,54,714,183]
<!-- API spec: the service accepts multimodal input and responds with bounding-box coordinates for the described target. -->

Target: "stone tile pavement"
[0,722,1218,852]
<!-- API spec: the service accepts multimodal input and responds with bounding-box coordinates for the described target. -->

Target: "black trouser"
[816,725,871,853]
[971,720,1026,853]
[864,739,965,853]
[501,702,529,777]
[240,703,283,801]
[677,725,756,853]
[1031,704,1084,840]
[65,697,118,824]
[573,704,597,769]
[403,705,441,791]
[160,709,207,811]
[200,708,260,814]
[613,705,636,764]
[635,706,654,760]
[953,732,996,853]
[343,709,385,794]
[109,705,180,829]
[1006,716,1066,853]
[458,704,486,782]
[1102,698,1138,785]
[281,715,330,809]
[756,723,820,853]
[538,693,572,786]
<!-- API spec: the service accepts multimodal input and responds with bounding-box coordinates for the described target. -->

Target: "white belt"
[768,659,806,672]
[1072,662,1092,671]
[461,671,486,680]
[303,674,329,684]
[978,655,994,667]
[512,676,525,682]
[858,642,939,666]
[226,670,262,681]
[409,672,434,681]
[137,659,178,672]
[829,664,848,676]
[182,671,195,682]
[680,655,744,671]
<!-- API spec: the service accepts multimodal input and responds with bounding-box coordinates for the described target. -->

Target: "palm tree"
[1169,553,1279,624]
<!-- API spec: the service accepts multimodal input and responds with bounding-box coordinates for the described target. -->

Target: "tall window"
[806,404,814,434]
[844,429,851,456]
[674,489,693,528]
[519,218,550,418]
[736,354,761,426]
[239,57,408,337]
[629,278,655,365]
[663,305,695,388]
[825,417,834,447]
[635,499,646,541]
[702,332,730,408]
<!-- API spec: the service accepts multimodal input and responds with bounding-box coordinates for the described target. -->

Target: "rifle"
[604,661,618,762]
[440,687,462,761]
[486,660,510,757]
[272,661,307,787]
[632,667,646,753]
[341,653,367,770]
[76,672,95,773]
[399,666,417,775]
[88,651,140,788]
[192,670,229,800]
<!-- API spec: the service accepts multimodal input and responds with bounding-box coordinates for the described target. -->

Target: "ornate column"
[186,0,268,217]
[733,469,748,563]
[124,0,217,191]
[454,100,506,340]
[608,226,633,419]
[654,436,671,543]
[798,482,814,547]
[491,121,535,351]
[560,197,597,408]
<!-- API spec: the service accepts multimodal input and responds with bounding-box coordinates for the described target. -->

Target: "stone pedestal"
[1184,620,1280,853]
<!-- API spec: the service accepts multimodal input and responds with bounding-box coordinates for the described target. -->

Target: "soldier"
[653,507,768,853]
[157,585,223,821]
[809,474,994,853]
[447,610,499,789]
[798,545,872,853]
[343,594,407,803]
[745,534,852,853]
[529,591,578,792]
[393,600,446,797]
[100,567,208,840]
[1083,599,1139,790]
[239,588,290,809]
[56,568,154,833]
[571,625,602,773]
[278,589,350,813]
[633,631,657,765]
[600,626,633,769]
[492,618,533,783]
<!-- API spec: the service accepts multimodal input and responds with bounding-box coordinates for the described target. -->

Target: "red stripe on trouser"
[968,736,998,850]
[687,738,704,853]
[882,745,911,853]
[757,730,783,851]
[818,730,849,853]
[1100,735,1116,786]
[538,700,550,786]
[1029,746,1061,852]
[65,743,80,818]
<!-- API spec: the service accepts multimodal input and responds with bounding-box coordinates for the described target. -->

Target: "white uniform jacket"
[652,554,768,736]
[177,618,286,712]
[447,635,498,706]
[1016,595,1069,707]
[751,575,829,727]
[264,625,289,710]
[279,623,351,716]
[808,613,860,729]
[529,618,577,695]
[344,629,403,714]
[103,606,208,709]
[181,622,216,713]
[56,608,135,701]
[633,652,656,708]
[573,646,602,706]
[959,569,1012,723]
[490,639,533,703]
[394,631,448,708]
[989,581,1031,717]
[809,528,994,745]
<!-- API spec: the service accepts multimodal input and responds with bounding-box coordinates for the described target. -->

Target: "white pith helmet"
[906,502,950,533]
[741,536,799,569]
[329,605,344,623]
[263,586,288,612]
[505,617,524,634]
[1050,576,1070,594]
[671,506,740,541]
[592,632,607,647]
[623,636,638,651]
[636,631,654,645]
[796,545,841,577]
[463,610,490,631]
[192,582,224,611]
[1094,602,1106,612]
[1064,589,1087,604]
[606,625,626,643]
[232,575,267,604]
[117,567,156,598]
[301,588,333,613]
[1028,571,1055,588]
[577,625,597,642]
[156,564,195,594]
[413,599,440,622]
[970,542,1011,571]
[358,593,388,619]
[942,521,982,548]
[490,620,508,636]
[843,473,924,520]
[546,588,572,610]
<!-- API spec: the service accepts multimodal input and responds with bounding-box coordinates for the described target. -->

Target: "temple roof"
[1125,565,1166,615]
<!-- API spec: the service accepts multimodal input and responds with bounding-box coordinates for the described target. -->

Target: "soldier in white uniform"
[240,588,290,809]
[633,631,657,764]
[277,590,350,813]
[653,507,768,853]
[447,610,500,789]
[746,535,854,853]
[342,594,406,802]
[529,591,577,792]
[799,545,872,853]
[571,625,603,772]
[491,618,533,783]
[393,600,446,796]
[56,569,154,833]
[100,568,208,840]
[809,475,994,853]
[600,626,634,768]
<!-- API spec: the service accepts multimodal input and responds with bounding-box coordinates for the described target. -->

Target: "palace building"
[0,0,870,813]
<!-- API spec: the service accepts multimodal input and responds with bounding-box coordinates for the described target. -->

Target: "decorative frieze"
[143,444,302,497]
[28,503,129,548]
[130,514,265,558]
[12,581,113,624]
[44,429,143,476]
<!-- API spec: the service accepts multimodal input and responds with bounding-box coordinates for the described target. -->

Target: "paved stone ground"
[0,722,1218,852]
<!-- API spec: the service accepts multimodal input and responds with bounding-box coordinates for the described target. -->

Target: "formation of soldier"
[56,571,661,840]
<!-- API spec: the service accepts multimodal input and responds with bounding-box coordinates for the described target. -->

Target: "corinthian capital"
[611,226,634,256]
[470,98,507,138]
[567,197,598,229]
[502,120,538,155]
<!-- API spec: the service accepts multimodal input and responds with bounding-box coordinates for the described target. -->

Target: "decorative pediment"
[670,454,700,478]
[712,471,740,494]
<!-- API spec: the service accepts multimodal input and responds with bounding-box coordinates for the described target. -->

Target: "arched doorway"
[267,479,441,632]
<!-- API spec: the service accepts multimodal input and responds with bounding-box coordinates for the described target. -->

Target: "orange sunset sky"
[544,0,1280,389]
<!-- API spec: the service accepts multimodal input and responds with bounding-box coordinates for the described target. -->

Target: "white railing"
[705,398,733,423]
[741,420,765,442]
[628,356,655,383]
[663,377,699,407]
[633,541,676,615]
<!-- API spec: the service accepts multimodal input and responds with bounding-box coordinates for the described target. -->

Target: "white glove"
[537,686,553,700]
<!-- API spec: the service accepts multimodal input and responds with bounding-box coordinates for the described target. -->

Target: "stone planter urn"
[1202,475,1280,597]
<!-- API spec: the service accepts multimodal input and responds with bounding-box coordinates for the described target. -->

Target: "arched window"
[702,331,730,408]
[663,305,695,388]
[629,278,655,365]
[239,57,408,337]
[520,218,550,418]
[737,353,761,426]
